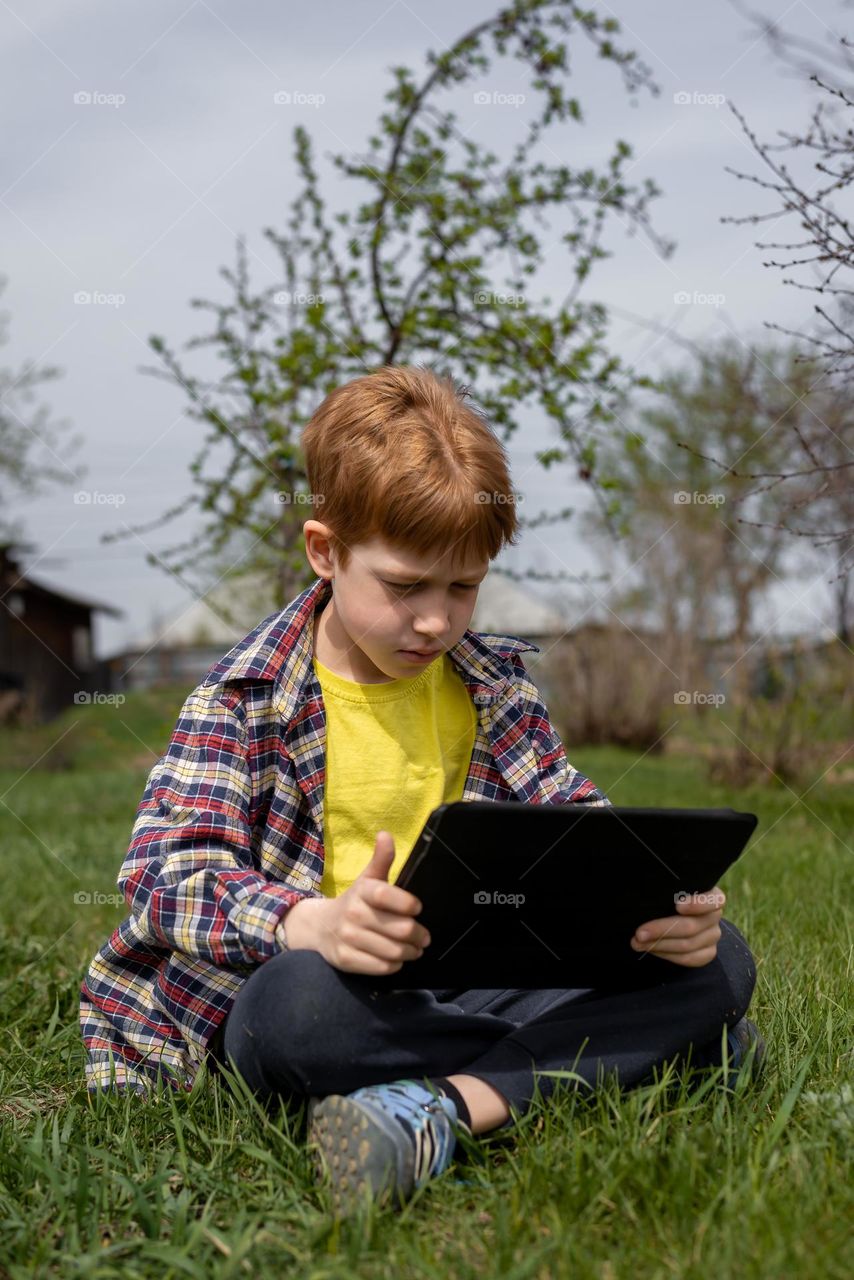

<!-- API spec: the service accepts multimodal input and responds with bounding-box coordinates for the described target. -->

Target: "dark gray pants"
[208,918,757,1117]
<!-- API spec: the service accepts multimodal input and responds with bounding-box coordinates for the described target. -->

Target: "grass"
[0,690,852,1278]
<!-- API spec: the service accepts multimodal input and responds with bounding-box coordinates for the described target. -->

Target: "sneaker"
[307,1079,465,1215]
[722,1016,766,1089]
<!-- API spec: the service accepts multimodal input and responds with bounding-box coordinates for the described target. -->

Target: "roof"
[469,571,569,635]
[0,563,123,618]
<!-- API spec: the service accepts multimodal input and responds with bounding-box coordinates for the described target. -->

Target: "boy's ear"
[303,520,336,578]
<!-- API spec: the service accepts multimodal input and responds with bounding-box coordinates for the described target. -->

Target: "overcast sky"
[1,0,847,659]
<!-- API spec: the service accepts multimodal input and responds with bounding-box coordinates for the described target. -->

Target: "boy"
[79,366,763,1215]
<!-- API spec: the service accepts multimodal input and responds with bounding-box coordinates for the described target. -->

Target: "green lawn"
[0,692,852,1277]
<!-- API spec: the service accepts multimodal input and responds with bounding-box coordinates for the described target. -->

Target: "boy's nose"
[414,611,450,637]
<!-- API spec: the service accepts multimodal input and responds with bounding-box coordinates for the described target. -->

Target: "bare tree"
[586,337,818,704]
[715,0,854,617]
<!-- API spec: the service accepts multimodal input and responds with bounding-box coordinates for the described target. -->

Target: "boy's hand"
[284,831,431,975]
[630,886,725,968]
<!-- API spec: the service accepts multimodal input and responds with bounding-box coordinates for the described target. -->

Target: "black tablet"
[373,802,757,990]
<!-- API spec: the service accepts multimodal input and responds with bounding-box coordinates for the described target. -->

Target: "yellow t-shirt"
[314,653,478,896]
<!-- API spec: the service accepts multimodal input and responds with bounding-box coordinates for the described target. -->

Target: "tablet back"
[375,802,757,990]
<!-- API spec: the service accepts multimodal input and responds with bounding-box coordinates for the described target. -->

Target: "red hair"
[300,365,521,571]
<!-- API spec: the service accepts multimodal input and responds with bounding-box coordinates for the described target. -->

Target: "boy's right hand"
[283,830,431,975]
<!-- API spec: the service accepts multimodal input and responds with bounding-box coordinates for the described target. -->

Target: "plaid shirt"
[79,574,609,1095]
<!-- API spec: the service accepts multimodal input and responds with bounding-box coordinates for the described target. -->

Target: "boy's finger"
[362,878,423,916]
[634,911,720,942]
[360,903,431,947]
[633,922,722,954]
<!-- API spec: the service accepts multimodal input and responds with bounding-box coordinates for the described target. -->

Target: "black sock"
[430,1076,472,1129]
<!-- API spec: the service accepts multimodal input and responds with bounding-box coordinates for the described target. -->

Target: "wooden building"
[0,544,122,724]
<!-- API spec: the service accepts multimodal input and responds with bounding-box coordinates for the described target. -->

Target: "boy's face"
[303,522,489,682]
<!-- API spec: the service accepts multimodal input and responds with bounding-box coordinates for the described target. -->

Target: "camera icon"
[673,690,691,705]
[473,890,492,905]
[273,91,291,105]
[73,691,91,704]
[73,891,91,905]
[473,91,491,105]
[73,91,92,105]
[673,491,692,504]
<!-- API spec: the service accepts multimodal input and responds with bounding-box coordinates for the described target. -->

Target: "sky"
[1,0,848,660]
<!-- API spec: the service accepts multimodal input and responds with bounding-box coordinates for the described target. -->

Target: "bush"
[706,640,853,788]
[536,626,678,752]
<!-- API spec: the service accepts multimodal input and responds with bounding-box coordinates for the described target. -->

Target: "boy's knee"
[715,919,757,1022]
[222,950,361,1091]
[231,948,341,1035]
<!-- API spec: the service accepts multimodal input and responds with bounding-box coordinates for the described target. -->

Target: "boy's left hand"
[630,886,725,967]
